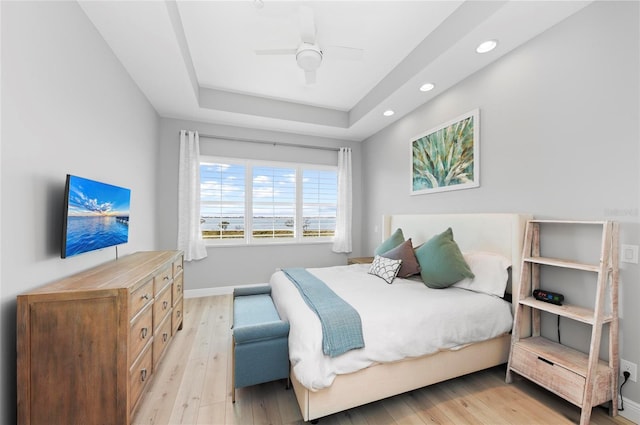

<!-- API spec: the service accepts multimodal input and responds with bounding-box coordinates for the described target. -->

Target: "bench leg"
[231,339,236,403]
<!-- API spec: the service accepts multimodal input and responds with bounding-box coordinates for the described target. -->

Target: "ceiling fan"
[255,5,364,84]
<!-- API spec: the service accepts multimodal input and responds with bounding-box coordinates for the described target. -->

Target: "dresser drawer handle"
[177,284,182,292]
[141,327,148,339]
[164,276,170,281]
[163,301,169,310]
[538,356,554,366]
[163,332,168,342]
[176,265,183,271]
[176,310,182,318]
[141,293,150,301]
[140,368,148,382]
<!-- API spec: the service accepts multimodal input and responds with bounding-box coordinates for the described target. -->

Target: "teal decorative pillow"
[380,238,421,278]
[368,255,403,284]
[374,228,404,256]
[415,227,474,288]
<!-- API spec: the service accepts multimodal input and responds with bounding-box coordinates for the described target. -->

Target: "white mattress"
[269,264,513,391]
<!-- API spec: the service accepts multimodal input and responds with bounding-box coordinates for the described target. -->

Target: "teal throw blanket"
[282,268,364,357]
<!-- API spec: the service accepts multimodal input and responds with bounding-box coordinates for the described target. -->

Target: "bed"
[269,213,532,422]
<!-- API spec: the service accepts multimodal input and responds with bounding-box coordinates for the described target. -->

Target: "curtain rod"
[192,132,341,152]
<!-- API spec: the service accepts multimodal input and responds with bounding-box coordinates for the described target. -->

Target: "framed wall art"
[410,109,479,195]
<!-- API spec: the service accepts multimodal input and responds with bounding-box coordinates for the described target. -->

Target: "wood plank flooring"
[133,295,634,425]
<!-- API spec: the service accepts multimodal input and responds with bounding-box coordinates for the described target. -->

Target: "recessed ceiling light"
[383,110,394,117]
[476,40,498,54]
[419,83,435,92]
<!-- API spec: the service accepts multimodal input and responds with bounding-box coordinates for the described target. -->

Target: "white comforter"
[269,264,513,391]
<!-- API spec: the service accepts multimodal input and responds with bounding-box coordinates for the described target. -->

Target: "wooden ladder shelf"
[506,220,620,425]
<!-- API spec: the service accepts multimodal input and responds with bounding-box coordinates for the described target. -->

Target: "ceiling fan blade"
[255,48,297,56]
[299,5,316,44]
[324,45,364,61]
[305,70,317,85]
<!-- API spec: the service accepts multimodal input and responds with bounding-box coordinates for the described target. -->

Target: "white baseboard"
[184,283,268,299]
[620,396,640,424]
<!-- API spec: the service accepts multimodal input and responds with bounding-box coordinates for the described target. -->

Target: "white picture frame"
[410,109,480,195]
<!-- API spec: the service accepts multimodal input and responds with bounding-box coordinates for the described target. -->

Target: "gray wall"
[361,1,640,411]
[156,118,363,290]
[0,2,160,423]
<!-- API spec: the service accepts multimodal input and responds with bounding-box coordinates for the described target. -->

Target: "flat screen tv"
[61,174,131,258]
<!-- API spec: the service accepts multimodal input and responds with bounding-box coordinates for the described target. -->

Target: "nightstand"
[347,256,374,265]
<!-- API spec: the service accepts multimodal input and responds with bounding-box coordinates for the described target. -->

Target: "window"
[252,165,296,239]
[200,157,337,245]
[200,161,245,240]
[302,169,338,238]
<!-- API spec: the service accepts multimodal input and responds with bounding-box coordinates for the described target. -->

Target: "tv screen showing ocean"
[64,216,129,257]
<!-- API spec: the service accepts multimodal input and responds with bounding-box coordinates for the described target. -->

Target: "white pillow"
[368,255,403,284]
[452,251,511,297]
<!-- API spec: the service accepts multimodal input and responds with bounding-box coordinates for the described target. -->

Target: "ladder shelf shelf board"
[518,297,614,325]
[527,219,610,225]
[506,220,620,425]
[523,256,603,272]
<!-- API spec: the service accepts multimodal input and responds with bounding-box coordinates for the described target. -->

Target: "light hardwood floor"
[133,295,634,425]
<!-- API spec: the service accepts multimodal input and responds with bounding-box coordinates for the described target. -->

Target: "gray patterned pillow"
[368,255,403,284]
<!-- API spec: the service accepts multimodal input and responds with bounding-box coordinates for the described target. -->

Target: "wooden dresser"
[17,250,184,425]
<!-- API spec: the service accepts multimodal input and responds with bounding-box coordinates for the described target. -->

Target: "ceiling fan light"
[296,47,323,71]
[383,110,394,117]
[476,39,498,54]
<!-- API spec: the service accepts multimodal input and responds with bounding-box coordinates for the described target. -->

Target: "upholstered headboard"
[382,213,532,296]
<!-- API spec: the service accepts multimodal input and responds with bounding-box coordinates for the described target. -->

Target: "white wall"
[361,1,640,416]
[0,2,160,423]
[156,118,363,291]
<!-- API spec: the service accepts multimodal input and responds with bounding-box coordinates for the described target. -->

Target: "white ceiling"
[79,1,591,142]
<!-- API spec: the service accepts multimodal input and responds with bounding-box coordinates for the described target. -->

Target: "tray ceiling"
[80,1,591,141]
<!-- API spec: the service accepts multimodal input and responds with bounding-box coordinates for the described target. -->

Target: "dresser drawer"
[172,296,183,335]
[154,265,172,294]
[173,273,183,303]
[173,257,183,277]
[130,278,153,317]
[129,342,153,414]
[153,313,172,368]
[130,304,153,363]
[511,344,584,406]
[153,284,172,328]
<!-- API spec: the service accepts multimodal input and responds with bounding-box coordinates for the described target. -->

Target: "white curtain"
[177,130,208,261]
[332,147,352,253]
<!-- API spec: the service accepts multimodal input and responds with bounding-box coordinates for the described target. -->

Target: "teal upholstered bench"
[232,285,290,402]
